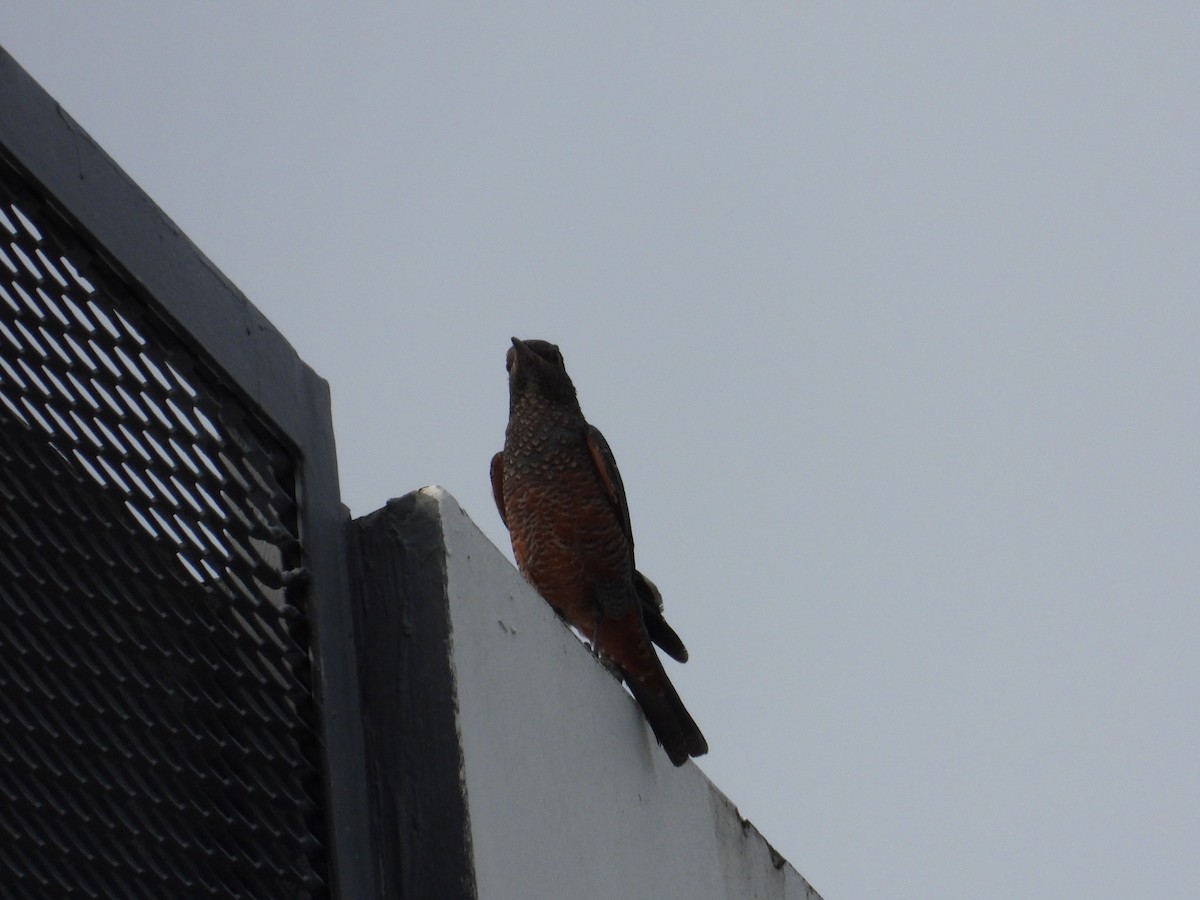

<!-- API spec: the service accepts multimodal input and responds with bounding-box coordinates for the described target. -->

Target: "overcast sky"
[2,4,1196,897]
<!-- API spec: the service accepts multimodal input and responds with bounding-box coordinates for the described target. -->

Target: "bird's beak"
[509,337,532,371]
[507,337,526,374]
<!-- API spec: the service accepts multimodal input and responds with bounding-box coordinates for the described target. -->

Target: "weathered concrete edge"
[422,484,826,900]
[347,494,477,900]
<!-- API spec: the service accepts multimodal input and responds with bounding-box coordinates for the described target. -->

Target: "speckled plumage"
[491,337,707,766]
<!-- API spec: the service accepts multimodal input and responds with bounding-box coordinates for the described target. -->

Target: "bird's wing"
[585,425,689,663]
[633,571,689,663]
[584,425,634,550]
[490,451,508,527]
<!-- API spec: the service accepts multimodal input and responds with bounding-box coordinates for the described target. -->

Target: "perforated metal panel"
[0,161,330,896]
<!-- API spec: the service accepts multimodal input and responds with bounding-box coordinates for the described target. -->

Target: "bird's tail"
[626,660,708,767]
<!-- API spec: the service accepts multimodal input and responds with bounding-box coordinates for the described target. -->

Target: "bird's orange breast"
[503,461,631,639]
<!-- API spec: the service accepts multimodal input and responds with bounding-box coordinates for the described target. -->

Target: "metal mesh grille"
[0,161,329,897]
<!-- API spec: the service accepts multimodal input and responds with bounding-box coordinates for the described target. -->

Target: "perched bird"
[491,337,707,766]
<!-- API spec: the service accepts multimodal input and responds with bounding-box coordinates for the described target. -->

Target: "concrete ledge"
[353,486,823,899]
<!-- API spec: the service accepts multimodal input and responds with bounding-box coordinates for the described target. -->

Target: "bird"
[490,337,707,766]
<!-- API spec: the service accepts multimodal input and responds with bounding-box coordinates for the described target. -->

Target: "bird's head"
[506,337,580,409]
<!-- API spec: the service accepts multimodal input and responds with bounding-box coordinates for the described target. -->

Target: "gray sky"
[2,4,1196,897]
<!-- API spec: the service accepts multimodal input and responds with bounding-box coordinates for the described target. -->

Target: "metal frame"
[0,46,376,898]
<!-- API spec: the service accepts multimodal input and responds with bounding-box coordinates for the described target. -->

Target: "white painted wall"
[424,486,822,900]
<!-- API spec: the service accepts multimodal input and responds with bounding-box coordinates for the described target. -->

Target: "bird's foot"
[589,646,622,678]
